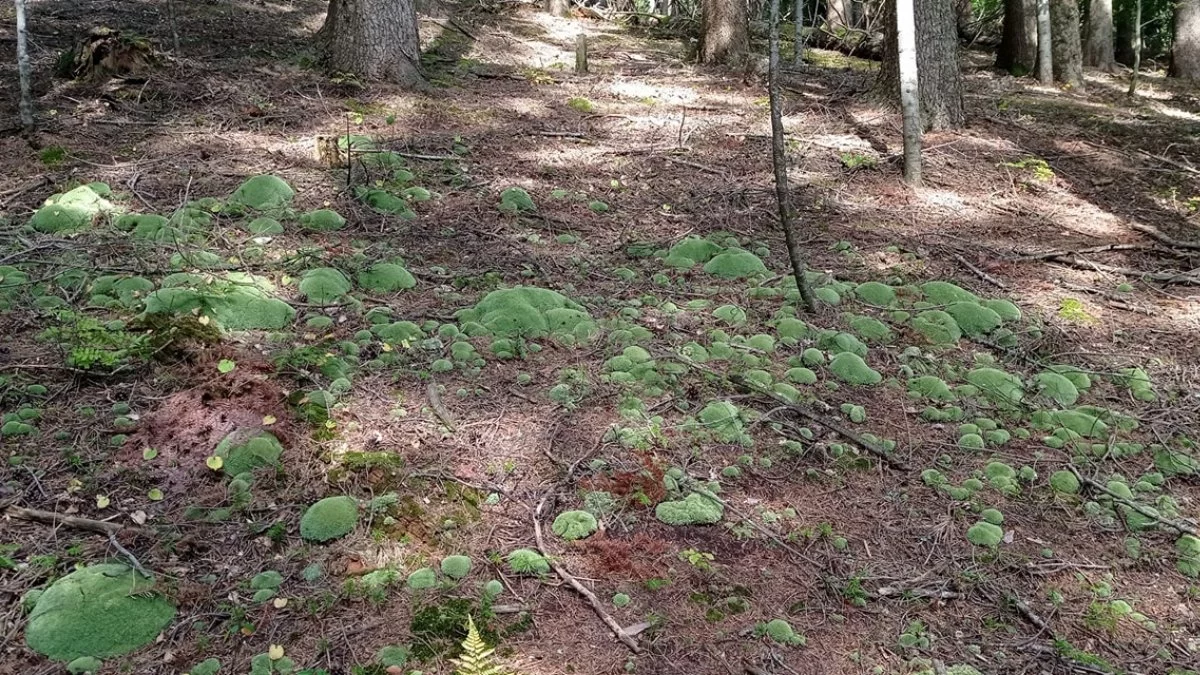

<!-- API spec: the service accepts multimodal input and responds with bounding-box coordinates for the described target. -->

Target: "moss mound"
[29,183,117,233]
[656,492,724,525]
[143,273,295,331]
[982,298,1022,322]
[25,564,176,661]
[300,496,358,542]
[921,281,978,305]
[908,376,956,402]
[1034,371,1080,406]
[702,248,768,279]
[299,208,346,232]
[455,286,595,341]
[245,216,284,235]
[965,367,1024,406]
[913,310,962,344]
[551,510,599,540]
[440,555,472,580]
[357,262,416,293]
[299,268,352,305]
[945,302,1002,336]
[356,186,417,217]
[229,175,294,210]
[828,352,882,385]
[664,237,721,268]
[845,314,893,343]
[214,431,283,477]
[854,281,896,306]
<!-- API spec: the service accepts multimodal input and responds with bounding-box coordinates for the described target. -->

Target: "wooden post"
[575,34,588,74]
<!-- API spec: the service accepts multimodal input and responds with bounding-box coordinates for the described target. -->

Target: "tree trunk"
[1083,0,1114,71]
[997,0,1038,75]
[1114,1,1134,65]
[1050,0,1083,88]
[793,0,805,64]
[827,0,850,32]
[879,0,964,131]
[1172,0,1200,79]
[701,0,750,64]
[1128,0,1141,95]
[1036,0,1053,82]
[897,0,922,184]
[15,0,35,131]
[321,0,423,87]
[544,0,569,16]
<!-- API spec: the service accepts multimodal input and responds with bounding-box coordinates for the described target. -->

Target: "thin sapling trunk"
[15,0,35,131]
[768,0,818,312]
[896,0,922,185]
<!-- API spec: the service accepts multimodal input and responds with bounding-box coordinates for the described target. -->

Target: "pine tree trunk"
[793,0,805,64]
[997,0,1037,75]
[1172,0,1200,79]
[1083,0,1114,71]
[701,0,749,64]
[827,0,850,31]
[879,0,964,131]
[1050,0,1084,88]
[15,0,35,131]
[1036,0,1053,82]
[322,0,423,87]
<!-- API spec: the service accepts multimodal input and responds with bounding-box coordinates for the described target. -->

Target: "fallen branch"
[532,437,641,654]
[1013,242,1148,262]
[953,253,1007,289]
[1068,466,1200,537]
[1046,255,1200,285]
[6,505,131,536]
[1128,221,1200,252]
[664,352,910,471]
[873,585,963,600]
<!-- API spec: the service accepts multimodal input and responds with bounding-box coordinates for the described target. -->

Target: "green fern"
[450,616,510,675]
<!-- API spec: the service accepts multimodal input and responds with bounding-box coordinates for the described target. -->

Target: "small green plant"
[567,97,595,113]
[1001,157,1055,181]
[839,152,877,170]
[40,314,153,371]
[40,146,68,167]
[678,548,715,572]
[450,616,513,675]
[1057,297,1096,324]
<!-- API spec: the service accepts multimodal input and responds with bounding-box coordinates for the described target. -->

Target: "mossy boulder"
[1114,367,1157,402]
[214,431,283,477]
[703,248,768,279]
[967,521,1003,547]
[455,286,594,341]
[25,564,176,661]
[300,496,358,542]
[299,209,346,232]
[299,268,352,305]
[143,273,295,331]
[912,310,962,345]
[828,352,881,386]
[551,510,598,540]
[357,262,416,293]
[499,187,536,213]
[1048,470,1080,494]
[356,187,416,218]
[229,175,294,210]
[845,314,893,343]
[655,492,724,525]
[690,400,750,444]
[29,183,116,233]
[407,567,438,590]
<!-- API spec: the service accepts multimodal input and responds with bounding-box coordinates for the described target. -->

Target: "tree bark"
[701,0,750,64]
[1128,0,1141,95]
[997,0,1038,75]
[1036,0,1053,82]
[897,0,922,184]
[793,0,805,64]
[1172,0,1200,79]
[15,0,34,131]
[321,0,423,87]
[1050,0,1083,88]
[827,0,850,32]
[879,0,964,131]
[544,0,569,17]
[1083,0,1114,71]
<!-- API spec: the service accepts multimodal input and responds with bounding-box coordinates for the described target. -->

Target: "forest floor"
[2,1,1200,674]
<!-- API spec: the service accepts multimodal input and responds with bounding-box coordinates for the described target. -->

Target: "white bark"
[1036,0,1053,84]
[897,0,921,185]
[15,0,34,130]
[793,0,804,64]
[1128,0,1141,95]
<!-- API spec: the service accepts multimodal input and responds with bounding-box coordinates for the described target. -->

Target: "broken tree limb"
[1068,465,1200,537]
[1013,242,1148,262]
[1045,255,1200,285]
[1128,221,1200,252]
[665,351,911,471]
[532,437,642,653]
[6,505,133,536]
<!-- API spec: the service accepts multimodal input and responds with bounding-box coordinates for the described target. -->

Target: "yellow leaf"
[96,495,110,509]
[205,455,224,471]
[197,315,211,326]
[262,415,277,426]
[381,342,393,352]
[268,644,284,661]
[272,597,288,609]
[67,478,83,494]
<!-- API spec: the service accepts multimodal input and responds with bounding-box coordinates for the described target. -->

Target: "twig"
[532,437,641,653]
[1013,242,1148,262]
[1128,221,1200,251]
[1068,465,1200,537]
[953,253,1007,289]
[874,585,963,600]
[5,505,131,535]
[1008,592,1053,634]
[1046,255,1200,285]
[426,382,456,432]
[107,531,150,577]
[665,352,911,471]
[0,175,49,208]
[660,154,725,176]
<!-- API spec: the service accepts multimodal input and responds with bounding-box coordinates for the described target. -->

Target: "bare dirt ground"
[2,2,1200,674]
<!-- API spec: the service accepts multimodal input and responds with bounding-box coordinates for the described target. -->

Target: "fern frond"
[450,615,510,675]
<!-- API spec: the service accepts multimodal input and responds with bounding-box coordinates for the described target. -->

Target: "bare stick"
[953,253,1007,289]
[768,0,818,312]
[1047,255,1200,285]
[1068,466,1200,537]
[1128,220,1200,251]
[6,505,131,536]
[426,382,457,431]
[533,438,641,653]
[108,531,151,577]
